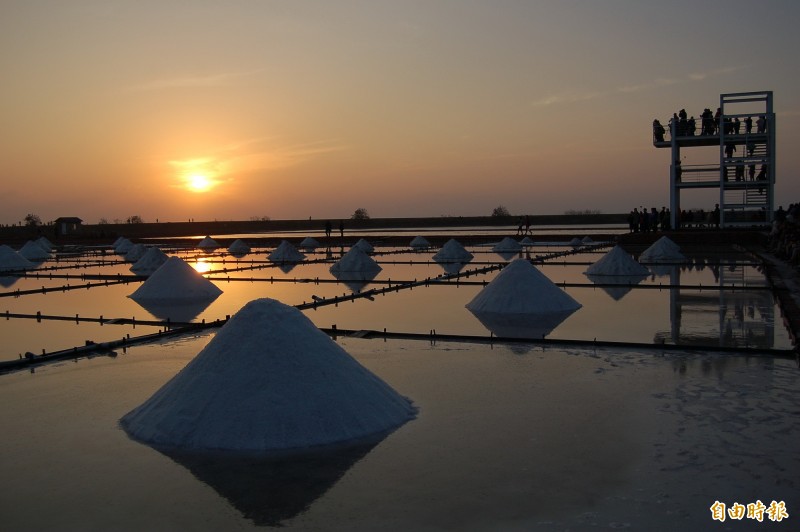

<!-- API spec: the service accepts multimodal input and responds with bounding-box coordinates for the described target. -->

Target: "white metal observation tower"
[652,91,775,229]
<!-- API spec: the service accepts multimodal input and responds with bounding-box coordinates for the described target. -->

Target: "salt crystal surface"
[115,238,133,254]
[197,236,219,250]
[639,236,685,262]
[120,298,416,451]
[409,236,431,249]
[466,259,581,314]
[299,237,320,249]
[268,241,305,263]
[519,237,534,246]
[131,247,169,275]
[330,247,381,274]
[18,240,51,260]
[492,237,522,253]
[0,245,34,271]
[125,243,147,263]
[227,239,251,255]
[433,239,473,263]
[569,237,582,247]
[585,245,650,276]
[581,236,594,244]
[352,239,374,253]
[129,256,222,302]
[35,236,54,251]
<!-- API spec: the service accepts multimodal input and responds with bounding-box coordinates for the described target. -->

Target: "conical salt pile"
[18,240,51,261]
[585,245,650,276]
[568,237,582,247]
[330,247,381,274]
[197,236,219,251]
[520,237,534,246]
[639,236,685,262]
[125,243,147,263]
[112,236,126,248]
[466,259,581,315]
[409,236,431,249]
[35,237,54,252]
[131,247,169,275]
[433,239,473,263]
[268,240,305,263]
[493,237,522,253]
[0,245,34,272]
[581,236,594,244]
[129,256,222,302]
[120,298,416,451]
[352,238,374,253]
[228,239,251,255]
[299,237,321,249]
[115,238,134,254]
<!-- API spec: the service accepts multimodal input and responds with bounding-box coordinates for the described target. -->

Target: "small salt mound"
[197,236,219,250]
[493,237,522,253]
[409,236,431,249]
[120,298,416,451]
[433,239,473,263]
[299,237,321,249]
[125,243,147,263]
[352,239,374,253]
[268,240,305,263]
[640,236,685,262]
[131,247,169,275]
[18,241,51,261]
[568,237,582,247]
[112,236,126,248]
[115,238,134,254]
[36,237,54,252]
[581,236,594,244]
[228,239,251,255]
[585,246,650,276]
[129,256,222,302]
[466,259,581,315]
[0,245,35,272]
[519,237,534,246]
[330,247,381,274]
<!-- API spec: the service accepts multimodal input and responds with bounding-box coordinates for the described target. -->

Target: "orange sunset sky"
[2,0,799,225]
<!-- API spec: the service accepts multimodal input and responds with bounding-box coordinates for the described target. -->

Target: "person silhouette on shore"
[339,220,344,238]
[325,221,332,239]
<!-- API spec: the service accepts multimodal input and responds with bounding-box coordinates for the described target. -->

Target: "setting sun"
[188,174,213,192]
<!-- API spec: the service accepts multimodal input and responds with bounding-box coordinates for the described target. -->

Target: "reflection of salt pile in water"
[0,245,34,272]
[409,236,431,250]
[125,243,147,263]
[493,237,522,253]
[299,237,321,250]
[433,239,473,263]
[131,247,169,275]
[197,236,219,251]
[129,256,222,302]
[120,298,416,451]
[268,240,305,263]
[228,239,251,256]
[585,246,650,276]
[639,236,685,262]
[18,240,51,261]
[466,259,581,338]
[352,238,374,253]
[584,246,650,301]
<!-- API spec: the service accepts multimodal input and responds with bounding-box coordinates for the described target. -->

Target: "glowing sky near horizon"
[1,0,799,225]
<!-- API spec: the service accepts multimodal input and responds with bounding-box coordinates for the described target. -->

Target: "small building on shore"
[54,217,83,236]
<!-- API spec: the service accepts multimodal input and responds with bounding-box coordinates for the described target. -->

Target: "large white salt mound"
[352,238,374,253]
[330,247,381,274]
[466,259,581,315]
[268,240,305,263]
[130,247,169,275]
[35,237,54,252]
[120,298,416,451]
[409,236,431,249]
[639,236,685,262]
[0,245,35,272]
[125,243,147,263]
[585,246,650,276]
[115,238,134,254]
[129,256,222,302]
[493,237,522,253]
[228,239,251,255]
[112,236,126,248]
[197,236,219,250]
[433,239,473,263]
[299,237,320,249]
[18,241,51,260]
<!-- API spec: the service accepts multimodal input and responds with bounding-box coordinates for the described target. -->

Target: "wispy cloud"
[128,69,262,92]
[532,66,749,107]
